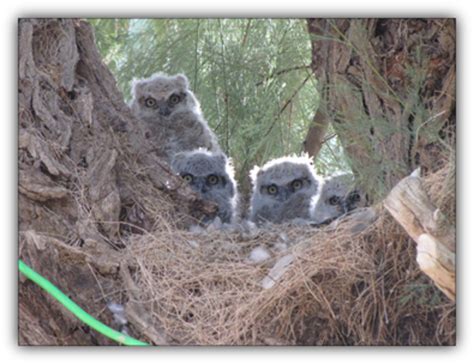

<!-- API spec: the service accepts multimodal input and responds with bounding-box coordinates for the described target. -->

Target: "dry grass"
[19,90,456,346]
[115,160,455,345]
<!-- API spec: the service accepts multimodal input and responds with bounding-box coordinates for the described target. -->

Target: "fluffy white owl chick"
[130,72,221,161]
[249,154,322,225]
[312,173,367,225]
[171,149,238,224]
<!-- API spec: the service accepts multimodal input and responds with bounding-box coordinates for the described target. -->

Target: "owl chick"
[249,154,321,225]
[130,73,221,161]
[312,173,367,225]
[171,149,238,224]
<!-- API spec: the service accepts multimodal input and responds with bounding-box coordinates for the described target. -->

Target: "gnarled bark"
[18,19,215,345]
[306,19,455,196]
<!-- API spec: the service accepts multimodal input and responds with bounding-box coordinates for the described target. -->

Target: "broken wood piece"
[383,173,455,301]
[261,254,294,289]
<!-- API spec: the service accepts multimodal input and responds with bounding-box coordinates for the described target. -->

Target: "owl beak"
[195,179,209,194]
[157,102,171,116]
[277,188,290,202]
[342,199,350,214]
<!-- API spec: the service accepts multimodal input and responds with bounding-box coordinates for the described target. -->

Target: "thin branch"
[218,19,230,153]
[193,20,201,90]
[263,73,313,138]
[255,65,311,86]
[241,19,252,47]
[322,133,337,144]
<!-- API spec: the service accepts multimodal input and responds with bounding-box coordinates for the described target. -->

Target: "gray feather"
[171,149,238,224]
[249,154,321,225]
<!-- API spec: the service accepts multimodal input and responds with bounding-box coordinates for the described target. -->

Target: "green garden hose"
[18,259,149,346]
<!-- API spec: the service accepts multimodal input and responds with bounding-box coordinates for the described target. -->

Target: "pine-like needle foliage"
[91,19,349,191]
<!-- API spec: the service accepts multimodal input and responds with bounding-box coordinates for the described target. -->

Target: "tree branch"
[384,170,455,301]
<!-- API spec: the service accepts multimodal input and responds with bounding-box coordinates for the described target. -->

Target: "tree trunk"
[302,19,331,158]
[18,19,212,345]
[306,19,455,197]
[18,18,456,346]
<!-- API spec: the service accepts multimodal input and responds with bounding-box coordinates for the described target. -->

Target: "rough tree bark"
[305,19,455,195]
[18,18,456,345]
[305,18,456,301]
[18,19,214,345]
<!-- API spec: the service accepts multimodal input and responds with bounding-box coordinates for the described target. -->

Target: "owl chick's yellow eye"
[145,97,157,108]
[207,175,219,185]
[267,185,278,195]
[182,174,193,183]
[169,94,181,105]
[291,179,303,190]
[328,196,340,206]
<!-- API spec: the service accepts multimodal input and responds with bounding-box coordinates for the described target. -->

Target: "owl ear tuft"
[175,74,189,89]
[214,152,227,165]
[214,153,235,178]
[300,152,314,166]
[131,78,146,97]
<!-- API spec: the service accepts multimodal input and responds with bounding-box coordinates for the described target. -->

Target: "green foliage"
[91,19,350,189]
[309,19,455,200]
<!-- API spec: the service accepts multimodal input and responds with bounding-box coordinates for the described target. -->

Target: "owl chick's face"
[131,73,197,121]
[312,173,367,225]
[171,150,237,223]
[250,156,320,224]
[257,163,315,202]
